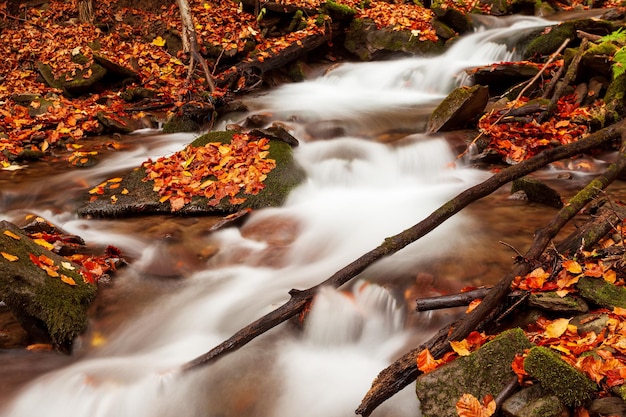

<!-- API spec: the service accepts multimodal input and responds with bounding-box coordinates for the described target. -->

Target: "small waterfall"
[1,14,551,417]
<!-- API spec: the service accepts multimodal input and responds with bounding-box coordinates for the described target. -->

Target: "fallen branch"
[178,121,624,376]
[355,122,626,417]
[415,287,491,311]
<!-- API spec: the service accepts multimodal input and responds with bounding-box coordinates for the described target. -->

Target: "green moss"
[605,72,626,118]
[163,114,202,133]
[576,276,626,308]
[323,0,357,17]
[524,346,597,406]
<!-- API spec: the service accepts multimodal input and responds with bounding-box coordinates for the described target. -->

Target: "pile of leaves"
[142,133,276,211]
[417,223,626,416]
[478,95,594,164]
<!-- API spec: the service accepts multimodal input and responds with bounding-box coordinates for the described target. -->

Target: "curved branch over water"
[179,121,626,381]
[356,121,626,417]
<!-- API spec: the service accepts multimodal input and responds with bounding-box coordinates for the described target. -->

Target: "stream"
[0,14,607,417]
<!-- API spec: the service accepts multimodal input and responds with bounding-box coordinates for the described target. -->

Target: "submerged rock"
[510,177,563,209]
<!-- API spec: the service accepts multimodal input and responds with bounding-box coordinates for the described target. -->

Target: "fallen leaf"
[545,318,570,338]
[456,393,496,417]
[60,274,76,285]
[417,348,439,373]
[450,339,471,356]
[1,252,19,262]
[3,230,21,240]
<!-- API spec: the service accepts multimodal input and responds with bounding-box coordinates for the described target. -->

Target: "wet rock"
[345,18,444,61]
[249,124,299,147]
[528,292,588,313]
[431,5,472,35]
[163,101,216,133]
[510,177,563,209]
[523,19,615,59]
[589,396,626,416]
[96,111,138,134]
[93,54,139,82]
[502,384,567,417]
[416,328,532,417]
[78,130,306,218]
[524,346,597,407]
[470,63,540,97]
[432,20,457,41]
[426,84,489,133]
[570,313,608,336]
[0,221,97,352]
[576,276,626,309]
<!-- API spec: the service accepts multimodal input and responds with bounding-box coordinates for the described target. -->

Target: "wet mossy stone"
[0,221,96,351]
[426,84,489,133]
[528,291,588,313]
[502,384,567,417]
[511,177,563,209]
[523,19,615,59]
[524,346,597,406]
[576,276,626,309]
[78,131,306,218]
[92,54,139,81]
[416,328,532,417]
[345,18,444,61]
[605,71,626,118]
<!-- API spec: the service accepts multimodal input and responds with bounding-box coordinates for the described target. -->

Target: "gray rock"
[426,84,489,133]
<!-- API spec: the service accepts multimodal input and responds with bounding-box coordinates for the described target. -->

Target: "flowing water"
[0,14,581,417]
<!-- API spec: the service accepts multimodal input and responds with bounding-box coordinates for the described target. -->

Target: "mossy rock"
[524,346,597,406]
[62,63,107,96]
[426,84,489,133]
[605,72,626,118]
[323,0,356,21]
[0,221,96,351]
[78,130,306,218]
[511,177,563,209]
[523,19,615,59]
[431,6,472,34]
[416,328,532,417]
[345,18,444,61]
[576,276,626,309]
[93,54,139,81]
[528,291,588,313]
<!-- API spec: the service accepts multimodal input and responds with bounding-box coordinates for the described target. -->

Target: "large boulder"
[426,84,489,133]
[78,130,306,217]
[416,328,532,417]
[0,221,96,351]
[345,18,445,61]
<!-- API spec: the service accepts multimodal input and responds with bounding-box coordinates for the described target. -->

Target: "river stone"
[576,276,626,309]
[470,63,540,96]
[416,328,532,417]
[528,292,588,313]
[78,130,306,218]
[570,313,609,336]
[589,396,626,416]
[92,54,139,81]
[502,383,567,417]
[523,19,615,59]
[426,84,489,133]
[344,18,444,61]
[0,221,96,351]
[524,346,597,406]
[510,177,563,209]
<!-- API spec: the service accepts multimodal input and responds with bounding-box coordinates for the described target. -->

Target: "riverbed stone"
[416,328,532,417]
[528,292,588,313]
[426,84,489,133]
[576,276,626,309]
[524,346,597,406]
[0,221,96,351]
[78,130,306,217]
[502,383,567,417]
[511,177,563,209]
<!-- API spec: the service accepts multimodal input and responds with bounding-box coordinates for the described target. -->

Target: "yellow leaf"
[603,269,617,284]
[450,340,471,356]
[33,238,54,250]
[44,266,59,278]
[159,195,171,203]
[61,261,75,270]
[562,259,582,274]
[3,230,21,240]
[90,331,107,347]
[1,252,19,262]
[545,318,570,338]
[152,36,166,47]
[108,177,123,183]
[60,274,76,286]
[121,188,129,195]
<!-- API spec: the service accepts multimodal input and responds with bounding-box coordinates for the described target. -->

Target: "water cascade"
[1,15,551,417]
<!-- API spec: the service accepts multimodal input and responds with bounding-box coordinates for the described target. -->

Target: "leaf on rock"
[456,393,496,417]
[1,252,19,262]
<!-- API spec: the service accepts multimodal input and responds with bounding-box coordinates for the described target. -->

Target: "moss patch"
[524,346,597,406]
[576,276,626,308]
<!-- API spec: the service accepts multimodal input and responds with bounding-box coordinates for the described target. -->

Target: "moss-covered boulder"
[523,19,615,59]
[78,130,306,217]
[426,84,489,133]
[416,328,532,417]
[345,18,444,61]
[524,346,597,406]
[576,276,626,309]
[511,177,563,209]
[0,221,96,351]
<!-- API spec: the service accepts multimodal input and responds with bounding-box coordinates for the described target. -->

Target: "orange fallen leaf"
[3,230,21,240]
[450,339,471,356]
[456,393,496,417]
[1,252,19,262]
[417,348,439,373]
[60,274,76,286]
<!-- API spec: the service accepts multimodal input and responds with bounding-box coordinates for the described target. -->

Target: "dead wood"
[178,120,625,376]
[355,122,626,417]
[539,38,588,122]
[415,287,491,311]
[176,0,215,92]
